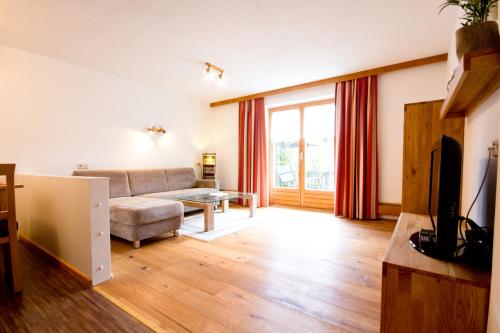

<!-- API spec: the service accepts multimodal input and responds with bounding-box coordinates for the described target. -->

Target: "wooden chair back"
[0,163,22,292]
[0,164,16,220]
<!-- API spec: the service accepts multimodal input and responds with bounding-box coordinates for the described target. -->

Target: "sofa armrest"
[196,179,220,190]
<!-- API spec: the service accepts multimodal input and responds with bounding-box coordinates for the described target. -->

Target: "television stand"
[381,213,491,333]
[409,229,439,258]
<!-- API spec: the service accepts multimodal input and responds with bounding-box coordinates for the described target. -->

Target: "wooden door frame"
[268,98,335,209]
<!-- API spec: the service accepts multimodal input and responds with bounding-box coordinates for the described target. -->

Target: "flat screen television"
[410,135,462,259]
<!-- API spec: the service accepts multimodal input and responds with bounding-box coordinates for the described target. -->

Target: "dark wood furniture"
[381,213,491,333]
[202,153,216,179]
[402,100,464,214]
[0,164,22,292]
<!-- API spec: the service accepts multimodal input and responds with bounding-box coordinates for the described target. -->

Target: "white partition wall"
[15,174,111,286]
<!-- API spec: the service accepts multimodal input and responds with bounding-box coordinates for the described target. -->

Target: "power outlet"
[490,140,499,158]
[77,163,89,169]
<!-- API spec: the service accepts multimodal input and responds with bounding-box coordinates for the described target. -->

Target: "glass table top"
[175,191,255,203]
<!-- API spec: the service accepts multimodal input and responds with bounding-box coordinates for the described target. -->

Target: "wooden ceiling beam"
[210,53,448,108]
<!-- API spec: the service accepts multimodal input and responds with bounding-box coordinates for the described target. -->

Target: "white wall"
[210,103,240,191]
[0,44,211,176]
[457,87,499,333]
[467,90,500,333]
[16,174,111,286]
[378,62,448,203]
[265,85,335,108]
[484,6,500,333]
[211,63,448,204]
[461,89,500,333]
[489,108,500,333]
[461,91,500,227]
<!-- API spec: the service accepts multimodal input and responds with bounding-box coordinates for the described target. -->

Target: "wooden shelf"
[440,48,500,119]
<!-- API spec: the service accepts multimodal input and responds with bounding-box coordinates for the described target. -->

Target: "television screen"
[429,147,440,229]
[427,135,462,258]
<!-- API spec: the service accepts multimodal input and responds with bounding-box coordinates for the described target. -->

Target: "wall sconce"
[147,126,166,136]
[205,62,224,80]
[202,153,216,179]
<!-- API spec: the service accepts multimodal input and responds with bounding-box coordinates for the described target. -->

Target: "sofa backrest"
[127,169,169,196]
[72,169,132,198]
[165,168,196,191]
[73,167,197,197]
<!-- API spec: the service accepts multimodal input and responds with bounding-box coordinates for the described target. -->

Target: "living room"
[0,1,500,332]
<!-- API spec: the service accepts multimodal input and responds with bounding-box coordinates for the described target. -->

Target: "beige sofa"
[73,168,219,248]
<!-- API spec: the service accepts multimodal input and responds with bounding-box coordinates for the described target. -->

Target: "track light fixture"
[205,62,224,80]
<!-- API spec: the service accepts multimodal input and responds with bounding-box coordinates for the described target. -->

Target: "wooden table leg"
[204,203,214,232]
[249,194,257,217]
[222,199,229,213]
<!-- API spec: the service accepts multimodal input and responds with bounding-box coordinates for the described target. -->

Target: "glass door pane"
[303,103,335,191]
[271,110,300,189]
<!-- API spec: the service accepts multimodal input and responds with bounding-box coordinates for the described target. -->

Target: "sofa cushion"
[73,169,131,198]
[110,218,181,242]
[127,169,169,196]
[139,187,218,201]
[165,168,196,190]
[109,197,182,225]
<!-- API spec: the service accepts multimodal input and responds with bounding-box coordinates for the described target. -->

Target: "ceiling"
[0,1,457,104]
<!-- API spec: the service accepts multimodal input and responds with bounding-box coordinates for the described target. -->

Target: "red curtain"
[334,75,378,220]
[238,98,268,207]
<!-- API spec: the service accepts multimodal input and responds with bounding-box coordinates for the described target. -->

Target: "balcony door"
[269,99,335,209]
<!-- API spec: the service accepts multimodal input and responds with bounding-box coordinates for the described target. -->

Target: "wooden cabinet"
[402,100,464,214]
[380,213,491,333]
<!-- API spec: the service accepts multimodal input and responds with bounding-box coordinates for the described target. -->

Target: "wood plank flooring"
[0,239,152,333]
[96,206,396,333]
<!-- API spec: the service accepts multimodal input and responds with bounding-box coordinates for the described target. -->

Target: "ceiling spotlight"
[205,62,224,81]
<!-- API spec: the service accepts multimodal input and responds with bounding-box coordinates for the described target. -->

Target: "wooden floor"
[96,206,396,333]
[0,240,152,333]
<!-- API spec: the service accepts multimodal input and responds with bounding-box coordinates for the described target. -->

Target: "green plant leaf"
[439,0,499,24]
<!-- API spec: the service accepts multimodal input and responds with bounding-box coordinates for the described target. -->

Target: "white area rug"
[179,208,257,242]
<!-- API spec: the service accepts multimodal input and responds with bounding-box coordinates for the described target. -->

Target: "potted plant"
[440,0,500,60]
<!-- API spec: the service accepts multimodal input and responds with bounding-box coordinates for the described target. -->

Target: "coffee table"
[175,192,257,232]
